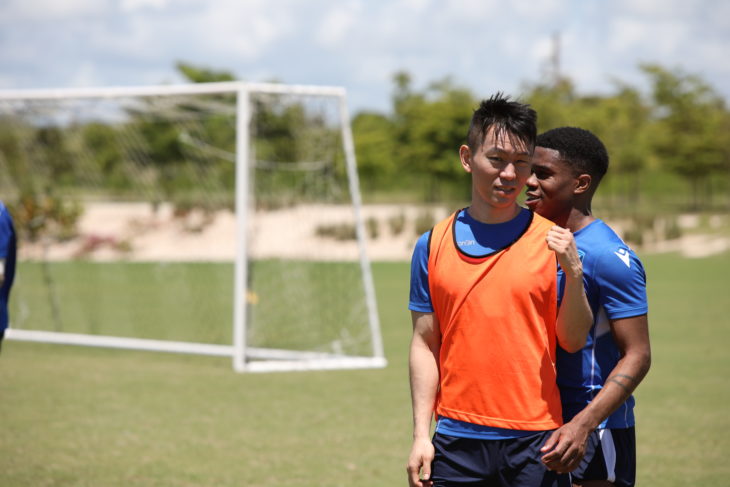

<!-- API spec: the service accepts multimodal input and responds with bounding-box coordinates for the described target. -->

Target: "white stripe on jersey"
[599,428,617,483]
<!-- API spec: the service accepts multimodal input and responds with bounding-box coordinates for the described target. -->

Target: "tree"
[352,111,396,194]
[642,64,730,209]
[390,72,476,202]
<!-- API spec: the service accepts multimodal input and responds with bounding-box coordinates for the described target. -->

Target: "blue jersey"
[556,219,648,429]
[0,201,17,332]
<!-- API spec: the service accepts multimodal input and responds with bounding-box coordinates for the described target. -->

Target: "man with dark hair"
[525,127,651,487]
[407,95,593,487]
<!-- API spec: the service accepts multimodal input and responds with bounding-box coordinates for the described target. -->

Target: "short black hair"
[466,93,537,152]
[536,127,609,182]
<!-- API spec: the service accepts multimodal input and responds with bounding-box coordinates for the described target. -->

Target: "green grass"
[1,254,729,486]
[634,252,730,485]
[12,259,372,354]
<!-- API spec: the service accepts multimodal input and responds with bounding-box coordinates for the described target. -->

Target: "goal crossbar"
[0,81,346,101]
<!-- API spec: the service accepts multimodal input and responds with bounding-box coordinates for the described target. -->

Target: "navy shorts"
[572,427,636,487]
[431,431,571,487]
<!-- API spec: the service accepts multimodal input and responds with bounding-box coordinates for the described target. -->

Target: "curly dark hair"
[466,92,537,152]
[536,127,609,182]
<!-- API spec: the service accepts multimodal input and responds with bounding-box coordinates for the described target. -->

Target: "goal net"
[0,81,386,372]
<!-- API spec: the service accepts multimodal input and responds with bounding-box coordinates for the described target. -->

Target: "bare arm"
[546,226,593,352]
[541,314,651,472]
[406,311,441,487]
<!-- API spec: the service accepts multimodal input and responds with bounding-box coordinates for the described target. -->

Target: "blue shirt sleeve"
[595,247,648,320]
[0,205,13,259]
[408,231,433,313]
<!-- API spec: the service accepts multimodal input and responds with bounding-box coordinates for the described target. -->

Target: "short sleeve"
[408,231,433,313]
[0,206,13,259]
[595,247,648,320]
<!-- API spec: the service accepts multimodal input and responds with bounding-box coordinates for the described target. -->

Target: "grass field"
[1,252,729,486]
[11,259,373,355]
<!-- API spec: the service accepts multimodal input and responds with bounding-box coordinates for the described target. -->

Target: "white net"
[0,83,385,372]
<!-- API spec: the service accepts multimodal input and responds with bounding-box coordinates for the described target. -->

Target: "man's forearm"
[556,274,592,353]
[409,344,439,439]
[569,351,651,431]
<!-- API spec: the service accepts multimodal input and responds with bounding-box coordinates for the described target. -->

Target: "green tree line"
[0,62,728,244]
[354,64,730,211]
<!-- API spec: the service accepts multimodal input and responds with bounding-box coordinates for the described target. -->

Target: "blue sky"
[1,0,728,113]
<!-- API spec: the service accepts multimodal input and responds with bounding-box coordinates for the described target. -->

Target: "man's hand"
[540,421,591,473]
[406,437,435,487]
[546,226,582,280]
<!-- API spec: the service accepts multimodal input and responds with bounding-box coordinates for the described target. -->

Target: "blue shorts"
[572,427,636,487]
[431,431,571,487]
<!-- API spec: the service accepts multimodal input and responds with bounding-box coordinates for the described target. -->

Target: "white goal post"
[0,81,386,372]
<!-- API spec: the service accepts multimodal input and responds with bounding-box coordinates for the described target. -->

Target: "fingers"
[542,437,586,473]
[406,461,419,487]
[546,226,575,253]
[540,429,561,453]
[407,442,435,487]
[421,462,433,487]
[407,464,433,487]
[546,226,583,279]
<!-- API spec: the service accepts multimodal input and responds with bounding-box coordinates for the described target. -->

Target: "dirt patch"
[18,202,729,262]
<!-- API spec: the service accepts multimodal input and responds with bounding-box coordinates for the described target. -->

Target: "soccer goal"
[0,81,386,372]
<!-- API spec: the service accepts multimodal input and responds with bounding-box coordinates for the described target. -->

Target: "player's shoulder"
[0,201,12,229]
[529,210,553,230]
[577,219,629,251]
[578,220,643,272]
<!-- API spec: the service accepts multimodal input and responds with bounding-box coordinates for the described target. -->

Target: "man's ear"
[459,145,472,173]
[574,174,592,195]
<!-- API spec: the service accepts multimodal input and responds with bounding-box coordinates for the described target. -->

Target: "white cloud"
[0,0,728,111]
[1,0,109,20]
[614,0,698,19]
[315,1,362,48]
[607,17,689,56]
[121,0,170,12]
[198,0,294,60]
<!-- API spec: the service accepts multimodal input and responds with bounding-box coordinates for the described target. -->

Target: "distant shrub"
[414,210,436,237]
[388,212,406,236]
[366,217,379,239]
[622,224,644,246]
[664,216,682,240]
[9,191,83,242]
[315,222,357,241]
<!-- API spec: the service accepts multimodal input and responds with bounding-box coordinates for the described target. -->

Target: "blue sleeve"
[408,231,433,313]
[0,206,13,259]
[595,247,648,320]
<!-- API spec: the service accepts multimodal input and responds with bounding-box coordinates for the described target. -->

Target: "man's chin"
[524,199,539,211]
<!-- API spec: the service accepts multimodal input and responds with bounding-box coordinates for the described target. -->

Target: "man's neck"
[563,207,595,233]
[467,203,521,224]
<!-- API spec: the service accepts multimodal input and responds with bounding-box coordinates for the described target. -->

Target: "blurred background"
[2,0,728,240]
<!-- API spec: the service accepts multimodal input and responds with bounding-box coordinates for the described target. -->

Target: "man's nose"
[526,172,537,187]
[501,162,517,180]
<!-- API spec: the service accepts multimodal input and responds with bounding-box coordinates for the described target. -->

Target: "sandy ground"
[18,201,729,262]
[19,202,450,262]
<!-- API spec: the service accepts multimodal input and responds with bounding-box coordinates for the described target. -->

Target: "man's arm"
[541,314,651,472]
[546,226,593,352]
[406,311,441,487]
